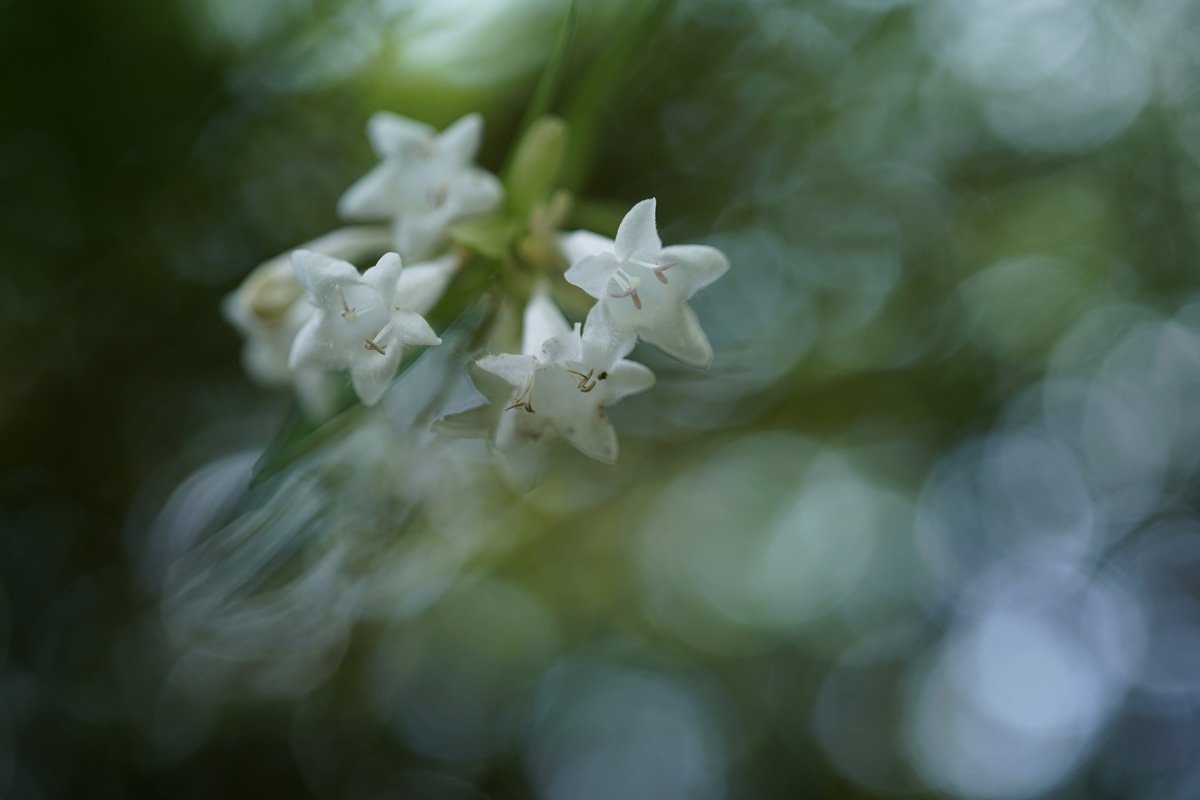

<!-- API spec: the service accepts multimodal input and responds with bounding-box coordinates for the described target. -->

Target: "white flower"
[288,250,444,406]
[562,198,729,368]
[222,255,310,387]
[476,287,654,474]
[223,227,393,418]
[338,112,503,261]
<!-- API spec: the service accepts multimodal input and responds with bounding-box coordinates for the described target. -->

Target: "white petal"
[226,253,304,329]
[522,286,574,355]
[564,252,621,300]
[558,409,619,464]
[640,304,714,368]
[394,212,448,262]
[446,169,503,217]
[581,302,636,370]
[477,353,536,388]
[240,296,316,384]
[387,308,441,347]
[362,252,404,309]
[598,360,656,405]
[337,162,398,222]
[434,113,484,164]
[289,315,343,370]
[395,254,457,315]
[367,112,435,157]
[559,230,615,264]
[614,198,662,262]
[350,346,403,406]
[220,289,253,333]
[241,335,291,386]
[659,244,730,297]
[539,324,583,366]
[291,250,361,309]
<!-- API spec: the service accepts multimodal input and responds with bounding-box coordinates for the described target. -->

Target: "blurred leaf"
[560,0,668,192]
[250,400,364,489]
[567,196,628,237]
[506,115,570,218]
[509,0,579,151]
[450,215,524,259]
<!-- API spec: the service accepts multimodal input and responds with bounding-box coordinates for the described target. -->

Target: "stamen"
[610,286,642,310]
[363,337,387,355]
[336,285,357,324]
[564,367,596,391]
[505,375,536,413]
[651,260,678,284]
[609,272,643,309]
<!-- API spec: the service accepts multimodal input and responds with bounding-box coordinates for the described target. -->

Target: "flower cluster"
[223,111,729,485]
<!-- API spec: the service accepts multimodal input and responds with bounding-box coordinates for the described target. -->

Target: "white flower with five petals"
[288,250,444,406]
[562,198,729,368]
[338,112,503,260]
[222,226,395,418]
[476,287,654,474]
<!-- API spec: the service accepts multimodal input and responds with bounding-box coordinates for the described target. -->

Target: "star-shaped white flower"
[476,287,654,472]
[338,112,503,260]
[223,227,395,418]
[288,250,443,406]
[562,198,730,368]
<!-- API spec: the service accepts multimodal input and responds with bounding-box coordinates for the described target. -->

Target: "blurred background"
[4,0,1200,797]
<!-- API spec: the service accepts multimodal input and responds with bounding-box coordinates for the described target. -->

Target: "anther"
[363,337,387,355]
[505,376,536,413]
[597,371,608,380]
[337,285,357,323]
[609,287,643,310]
[564,367,596,391]
[651,260,678,284]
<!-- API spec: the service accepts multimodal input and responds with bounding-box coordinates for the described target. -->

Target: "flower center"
[563,366,609,393]
[610,268,644,310]
[336,283,392,356]
[502,364,612,414]
[609,259,679,309]
[363,320,396,355]
[426,181,450,209]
